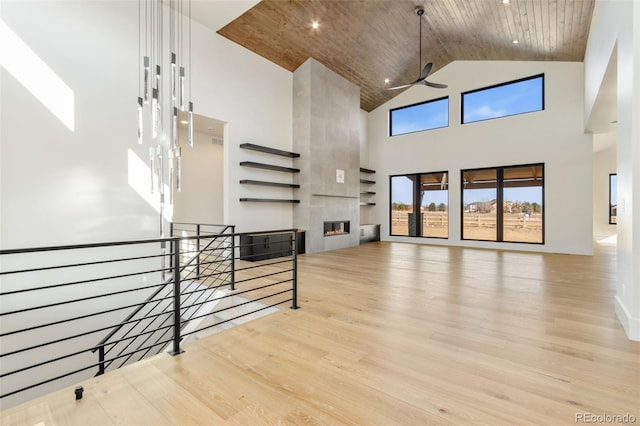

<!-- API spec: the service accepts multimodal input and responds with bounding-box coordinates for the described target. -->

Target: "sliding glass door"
[390,172,448,238]
[462,163,544,244]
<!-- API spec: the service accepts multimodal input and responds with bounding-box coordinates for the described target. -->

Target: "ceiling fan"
[386,7,448,91]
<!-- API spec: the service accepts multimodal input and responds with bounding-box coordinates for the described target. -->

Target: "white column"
[614,0,640,341]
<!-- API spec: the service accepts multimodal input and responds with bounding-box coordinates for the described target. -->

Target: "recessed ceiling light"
[180,120,188,124]
[502,0,511,4]
[312,21,319,29]
[512,39,519,44]
[384,78,390,84]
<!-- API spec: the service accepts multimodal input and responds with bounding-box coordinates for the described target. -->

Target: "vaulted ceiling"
[217,0,595,112]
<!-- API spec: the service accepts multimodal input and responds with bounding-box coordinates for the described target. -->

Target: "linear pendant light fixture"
[137,0,194,217]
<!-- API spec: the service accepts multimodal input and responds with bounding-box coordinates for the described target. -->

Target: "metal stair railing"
[103,232,234,372]
[0,226,298,409]
[93,225,235,374]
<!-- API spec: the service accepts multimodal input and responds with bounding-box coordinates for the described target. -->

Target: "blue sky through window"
[462,75,543,124]
[391,176,448,206]
[390,97,448,136]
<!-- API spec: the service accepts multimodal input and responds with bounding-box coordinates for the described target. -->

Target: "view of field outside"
[463,184,497,241]
[391,173,448,238]
[392,166,543,243]
[391,175,413,236]
[503,184,543,243]
[421,172,448,238]
[462,166,543,243]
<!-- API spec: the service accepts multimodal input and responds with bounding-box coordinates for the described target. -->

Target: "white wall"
[368,60,593,255]
[172,129,224,225]
[0,0,293,248]
[188,16,293,233]
[1,1,158,248]
[592,138,616,240]
[0,3,167,407]
[0,0,294,407]
[585,0,640,341]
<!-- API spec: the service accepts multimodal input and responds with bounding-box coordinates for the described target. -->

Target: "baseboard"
[615,296,640,341]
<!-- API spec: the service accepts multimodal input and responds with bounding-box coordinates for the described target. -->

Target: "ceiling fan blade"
[386,83,413,90]
[424,80,448,89]
[418,62,433,81]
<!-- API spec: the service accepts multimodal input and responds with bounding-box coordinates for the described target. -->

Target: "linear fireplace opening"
[324,220,350,237]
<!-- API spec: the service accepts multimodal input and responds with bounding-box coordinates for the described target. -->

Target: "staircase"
[93,227,234,375]
[0,224,298,409]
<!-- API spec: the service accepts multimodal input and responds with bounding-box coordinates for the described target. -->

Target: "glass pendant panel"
[171,52,177,103]
[179,67,185,111]
[143,56,150,104]
[176,147,182,192]
[137,97,144,144]
[149,147,155,193]
[188,102,194,148]
[152,88,160,139]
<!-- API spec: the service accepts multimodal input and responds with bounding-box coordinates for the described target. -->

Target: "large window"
[389,97,449,136]
[462,74,544,124]
[462,164,544,244]
[390,171,448,238]
[461,168,497,241]
[610,173,617,225]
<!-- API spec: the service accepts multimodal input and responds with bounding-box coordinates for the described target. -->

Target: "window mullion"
[413,174,422,237]
[497,168,504,242]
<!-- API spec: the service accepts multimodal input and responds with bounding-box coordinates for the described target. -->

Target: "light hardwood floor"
[2,242,639,425]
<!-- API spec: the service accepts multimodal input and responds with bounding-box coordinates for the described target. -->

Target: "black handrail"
[105,240,232,370]
[0,236,182,255]
[0,226,298,405]
[95,225,236,372]
[92,225,234,353]
[171,221,231,228]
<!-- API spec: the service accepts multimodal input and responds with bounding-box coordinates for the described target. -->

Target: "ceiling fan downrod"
[385,5,448,90]
[416,7,424,76]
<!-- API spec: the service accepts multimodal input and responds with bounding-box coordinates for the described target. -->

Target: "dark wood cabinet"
[240,231,306,261]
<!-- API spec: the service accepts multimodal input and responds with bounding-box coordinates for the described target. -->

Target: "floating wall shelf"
[360,167,376,207]
[240,179,300,189]
[239,143,300,205]
[240,198,300,203]
[240,143,300,158]
[240,161,300,173]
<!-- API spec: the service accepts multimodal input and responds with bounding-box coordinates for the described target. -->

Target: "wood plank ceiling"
[218,0,595,112]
